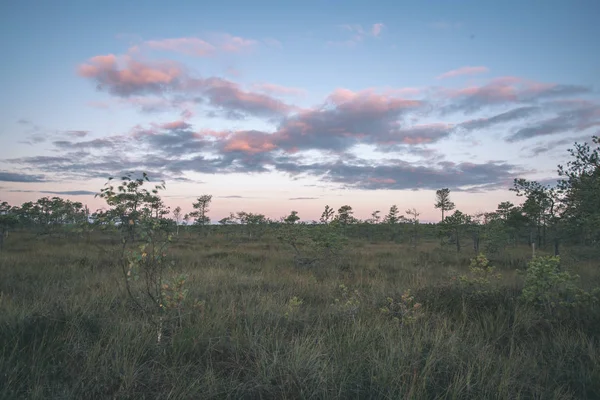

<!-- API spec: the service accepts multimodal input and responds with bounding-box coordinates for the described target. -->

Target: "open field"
[1,232,600,399]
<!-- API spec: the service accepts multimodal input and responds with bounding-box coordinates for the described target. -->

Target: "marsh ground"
[1,232,599,399]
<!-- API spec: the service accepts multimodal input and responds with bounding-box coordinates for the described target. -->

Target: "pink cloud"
[133,34,258,58]
[372,23,385,36]
[327,88,421,113]
[188,87,427,156]
[439,76,590,112]
[221,130,276,154]
[77,54,183,96]
[78,54,295,117]
[157,120,191,130]
[217,34,257,53]
[368,177,396,184]
[144,37,216,57]
[251,83,306,97]
[200,77,296,117]
[437,66,489,79]
[329,23,386,47]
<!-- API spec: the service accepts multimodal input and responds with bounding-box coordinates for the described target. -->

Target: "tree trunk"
[554,237,560,256]
[455,229,461,252]
[543,223,547,247]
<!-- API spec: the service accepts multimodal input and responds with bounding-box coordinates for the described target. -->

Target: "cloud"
[458,106,540,131]
[78,54,184,97]
[273,158,523,191]
[289,197,319,200]
[251,83,306,97]
[200,77,296,118]
[208,88,425,155]
[135,34,257,57]
[328,23,386,46]
[0,171,46,182]
[78,55,296,118]
[64,130,90,137]
[53,138,121,150]
[15,72,599,194]
[9,189,96,196]
[437,66,489,79]
[524,134,594,157]
[506,102,600,142]
[144,37,216,56]
[371,23,385,36]
[218,195,245,199]
[440,77,591,113]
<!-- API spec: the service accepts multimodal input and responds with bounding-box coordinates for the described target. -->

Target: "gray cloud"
[0,171,46,182]
[53,138,120,150]
[507,103,600,142]
[441,78,591,114]
[458,107,540,131]
[64,130,90,138]
[289,197,319,200]
[524,134,597,157]
[9,189,96,196]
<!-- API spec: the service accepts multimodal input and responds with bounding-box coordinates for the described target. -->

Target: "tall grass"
[1,232,599,399]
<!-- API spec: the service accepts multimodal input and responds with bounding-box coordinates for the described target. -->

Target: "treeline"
[1,136,598,254]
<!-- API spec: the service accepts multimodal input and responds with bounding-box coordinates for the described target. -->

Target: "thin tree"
[405,208,421,248]
[384,205,403,241]
[173,206,182,235]
[336,205,355,225]
[434,188,455,222]
[190,195,213,236]
[370,210,381,224]
[320,205,335,224]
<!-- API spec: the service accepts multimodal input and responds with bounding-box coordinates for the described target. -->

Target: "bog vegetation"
[1,137,599,399]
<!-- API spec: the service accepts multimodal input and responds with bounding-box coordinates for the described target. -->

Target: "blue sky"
[1,0,599,222]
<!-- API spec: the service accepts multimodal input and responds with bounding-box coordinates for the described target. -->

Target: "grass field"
[1,231,600,399]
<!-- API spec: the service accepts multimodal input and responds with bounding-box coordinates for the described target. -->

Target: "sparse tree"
[384,205,404,242]
[384,205,401,224]
[190,195,212,226]
[173,206,182,235]
[0,202,18,252]
[511,179,557,248]
[558,135,600,245]
[336,205,355,225]
[442,210,471,252]
[405,208,421,248]
[284,210,300,224]
[369,210,381,224]
[434,188,455,222]
[320,205,335,224]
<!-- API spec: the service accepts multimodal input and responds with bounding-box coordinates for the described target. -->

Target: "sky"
[1,0,599,222]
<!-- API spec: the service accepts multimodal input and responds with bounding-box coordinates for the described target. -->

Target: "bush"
[520,256,599,316]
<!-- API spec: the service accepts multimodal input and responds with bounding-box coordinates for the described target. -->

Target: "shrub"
[379,290,423,325]
[520,256,599,316]
[331,284,361,321]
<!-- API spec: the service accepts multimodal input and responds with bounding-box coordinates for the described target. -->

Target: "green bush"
[520,256,599,316]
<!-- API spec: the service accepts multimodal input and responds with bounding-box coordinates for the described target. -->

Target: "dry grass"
[1,231,599,399]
